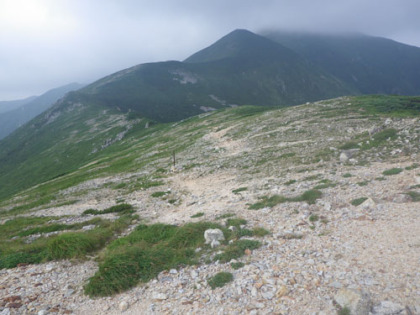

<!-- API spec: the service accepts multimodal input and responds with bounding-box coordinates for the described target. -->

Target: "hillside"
[0,95,419,314]
[264,31,420,95]
[0,83,84,140]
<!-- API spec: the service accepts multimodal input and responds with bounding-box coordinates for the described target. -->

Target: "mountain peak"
[184,29,295,63]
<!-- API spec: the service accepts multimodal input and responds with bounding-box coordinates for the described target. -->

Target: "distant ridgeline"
[64,29,420,123]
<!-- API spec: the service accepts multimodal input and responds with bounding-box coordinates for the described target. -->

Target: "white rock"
[204,229,225,248]
[119,301,129,312]
[334,288,371,315]
[372,301,404,314]
[0,308,10,315]
[340,152,349,163]
[152,293,168,301]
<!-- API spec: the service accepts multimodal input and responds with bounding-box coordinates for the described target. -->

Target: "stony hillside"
[0,96,419,315]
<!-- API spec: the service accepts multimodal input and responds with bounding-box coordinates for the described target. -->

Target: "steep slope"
[0,83,84,140]
[76,30,353,122]
[264,31,420,95]
[0,91,148,199]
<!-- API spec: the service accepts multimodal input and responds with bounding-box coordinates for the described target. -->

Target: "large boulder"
[334,288,371,315]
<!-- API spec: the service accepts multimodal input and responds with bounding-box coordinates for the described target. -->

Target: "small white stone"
[119,301,129,312]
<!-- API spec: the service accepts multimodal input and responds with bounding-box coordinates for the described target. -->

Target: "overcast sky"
[1,0,419,100]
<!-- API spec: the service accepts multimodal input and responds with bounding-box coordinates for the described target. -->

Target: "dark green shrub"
[208,272,233,289]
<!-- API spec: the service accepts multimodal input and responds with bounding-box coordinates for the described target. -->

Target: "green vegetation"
[382,168,403,176]
[406,191,420,202]
[0,215,134,269]
[357,181,369,186]
[226,218,247,228]
[232,187,248,194]
[231,262,245,270]
[207,272,233,289]
[405,163,419,170]
[191,212,205,218]
[216,213,235,220]
[342,173,353,178]
[251,227,270,237]
[351,197,368,206]
[309,214,319,222]
[214,239,261,263]
[82,204,134,216]
[313,179,336,190]
[284,179,296,186]
[151,191,170,198]
[84,219,267,297]
[338,306,351,315]
[249,189,322,209]
[85,222,221,297]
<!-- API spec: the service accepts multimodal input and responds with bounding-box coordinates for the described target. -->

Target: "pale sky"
[1,0,419,100]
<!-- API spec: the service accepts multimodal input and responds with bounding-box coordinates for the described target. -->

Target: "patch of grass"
[82,203,134,216]
[342,173,353,178]
[351,197,368,206]
[16,218,103,237]
[339,141,359,150]
[249,189,322,209]
[303,174,321,181]
[338,306,351,315]
[375,177,386,181]
[293,189,323,204]
[357,181,369,186]
[313,179,336,190]
[406,191,420,202]
[0,215,134,269]
[85,221,224,297]
[309,214,319,222]
[208,272,233,289]
[151,191,170,198]
[382,168,403,176]
[405,163,419,170]
[251,227,270,237]
[232,187,247,194]
[135,177,164,190]
[284,179,296,186]
[231,262,245,270]
[216,213,235,220]
[249,195,287,210]
[191,212,204,218]
[214,239,261,263]
[226,218,247,228]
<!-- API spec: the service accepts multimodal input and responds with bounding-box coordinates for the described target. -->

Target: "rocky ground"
[1,98,419,314]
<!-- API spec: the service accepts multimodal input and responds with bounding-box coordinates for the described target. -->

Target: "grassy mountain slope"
[0,83,84,140]
[0,94,418,210]
[0,95,419,314]
[263,31,420,95]
[0,92,149,200]
[76,30,353,122]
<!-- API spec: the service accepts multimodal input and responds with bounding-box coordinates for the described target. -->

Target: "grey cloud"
[0,0,419,100]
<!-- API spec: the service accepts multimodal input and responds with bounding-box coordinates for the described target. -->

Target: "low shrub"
[208,272,233,289]
[382,168,403,176]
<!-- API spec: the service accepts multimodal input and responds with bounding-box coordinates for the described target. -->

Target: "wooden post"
[172,150,176,168]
